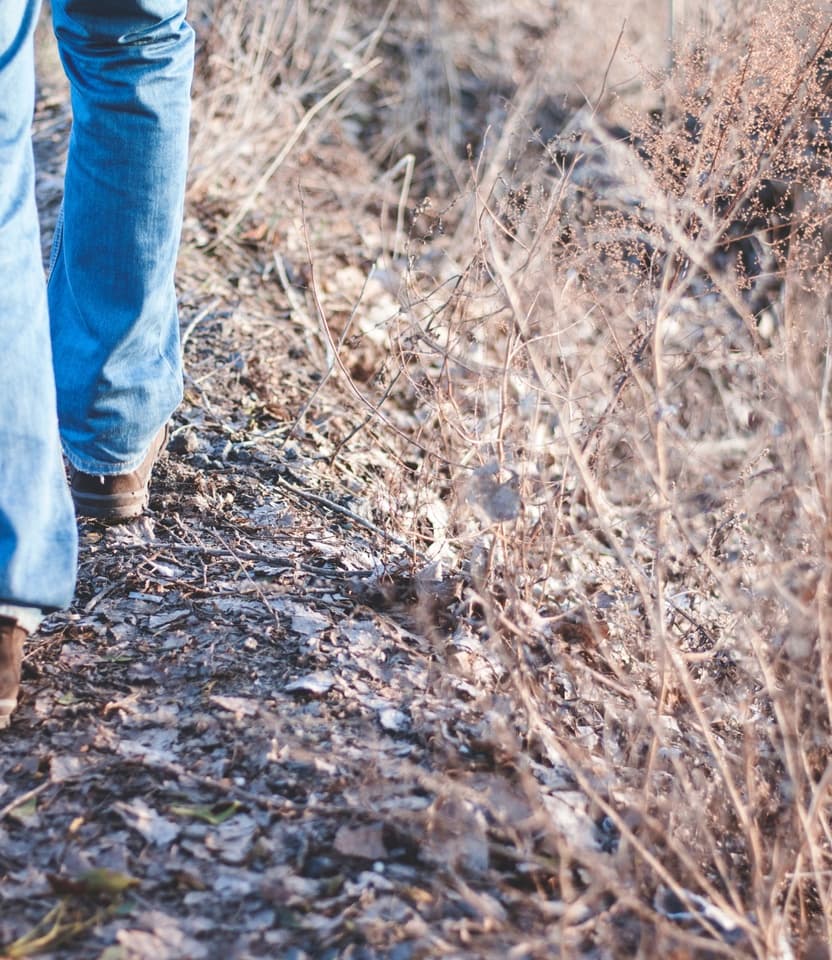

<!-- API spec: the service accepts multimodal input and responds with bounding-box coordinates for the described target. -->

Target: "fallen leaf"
[49,755,85,782]
[48,868,140,898]
[97,948,125,960]
[285,671,335,696]
[209,695,259,717]
[3,901,100,958]
[204,814,258,865]
[378,707,409,733]
[115,913,208,960]
[8,795,39,826]
[113,799,179,847]
[169,801,242,826]
[333,823,388,861]
[290,609,330,637]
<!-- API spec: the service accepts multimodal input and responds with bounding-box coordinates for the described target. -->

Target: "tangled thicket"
[181,0,832,954]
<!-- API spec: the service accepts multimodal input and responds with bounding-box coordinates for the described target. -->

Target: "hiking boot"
[69,425,168,521]
[0,617,26,729]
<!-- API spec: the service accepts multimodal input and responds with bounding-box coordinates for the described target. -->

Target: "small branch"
[180,297,221,353]
[594,20,627,112]
[209,58,382,251]
[298,192,464,470]
[273,472,421,561]
[0,781,53,823]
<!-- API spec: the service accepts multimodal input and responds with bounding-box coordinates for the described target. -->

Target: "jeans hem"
[62,430,163,475]
[0,604,43,633]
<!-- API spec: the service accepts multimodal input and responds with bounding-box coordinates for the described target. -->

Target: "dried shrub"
[187,0,832,953]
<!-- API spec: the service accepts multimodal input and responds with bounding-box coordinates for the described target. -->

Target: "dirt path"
[3,19,549,960]
[6,32,431,960]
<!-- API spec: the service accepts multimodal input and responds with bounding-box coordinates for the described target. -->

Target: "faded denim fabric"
[50,0,194,472]
[0,0,193,612]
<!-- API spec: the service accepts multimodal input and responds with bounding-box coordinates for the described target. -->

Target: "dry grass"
[182,0,832,955]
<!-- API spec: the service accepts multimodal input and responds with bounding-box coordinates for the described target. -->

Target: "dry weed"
[183,0,832,955]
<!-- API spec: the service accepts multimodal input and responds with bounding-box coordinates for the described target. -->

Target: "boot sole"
[69,425,167,522]
[70,489,149,522]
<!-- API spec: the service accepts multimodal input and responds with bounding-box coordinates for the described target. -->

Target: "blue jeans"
[0,0,194,613]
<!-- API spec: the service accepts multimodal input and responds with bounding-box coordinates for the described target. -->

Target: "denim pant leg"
[49,0,194,474]
[0,0,78,612]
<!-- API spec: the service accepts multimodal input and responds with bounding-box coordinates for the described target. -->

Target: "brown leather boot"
[69,425,169,521]
[0,617,27,729]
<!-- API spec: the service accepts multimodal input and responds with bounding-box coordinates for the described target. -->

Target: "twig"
[273,252,314,340]
[209,57,382,251]
[83,580,123,615]
[594,20,626,112]
[80,534,381,579]
[273,472,421,561]
[209,528,281,623]
[299,193,462,471]
[0,781,52,823]
[180,297,221,353]
[123,755,347,818]
[380,153,415,263]
[277,232,379,444]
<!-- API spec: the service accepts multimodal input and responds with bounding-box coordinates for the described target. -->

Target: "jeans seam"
[47,202,64,280]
